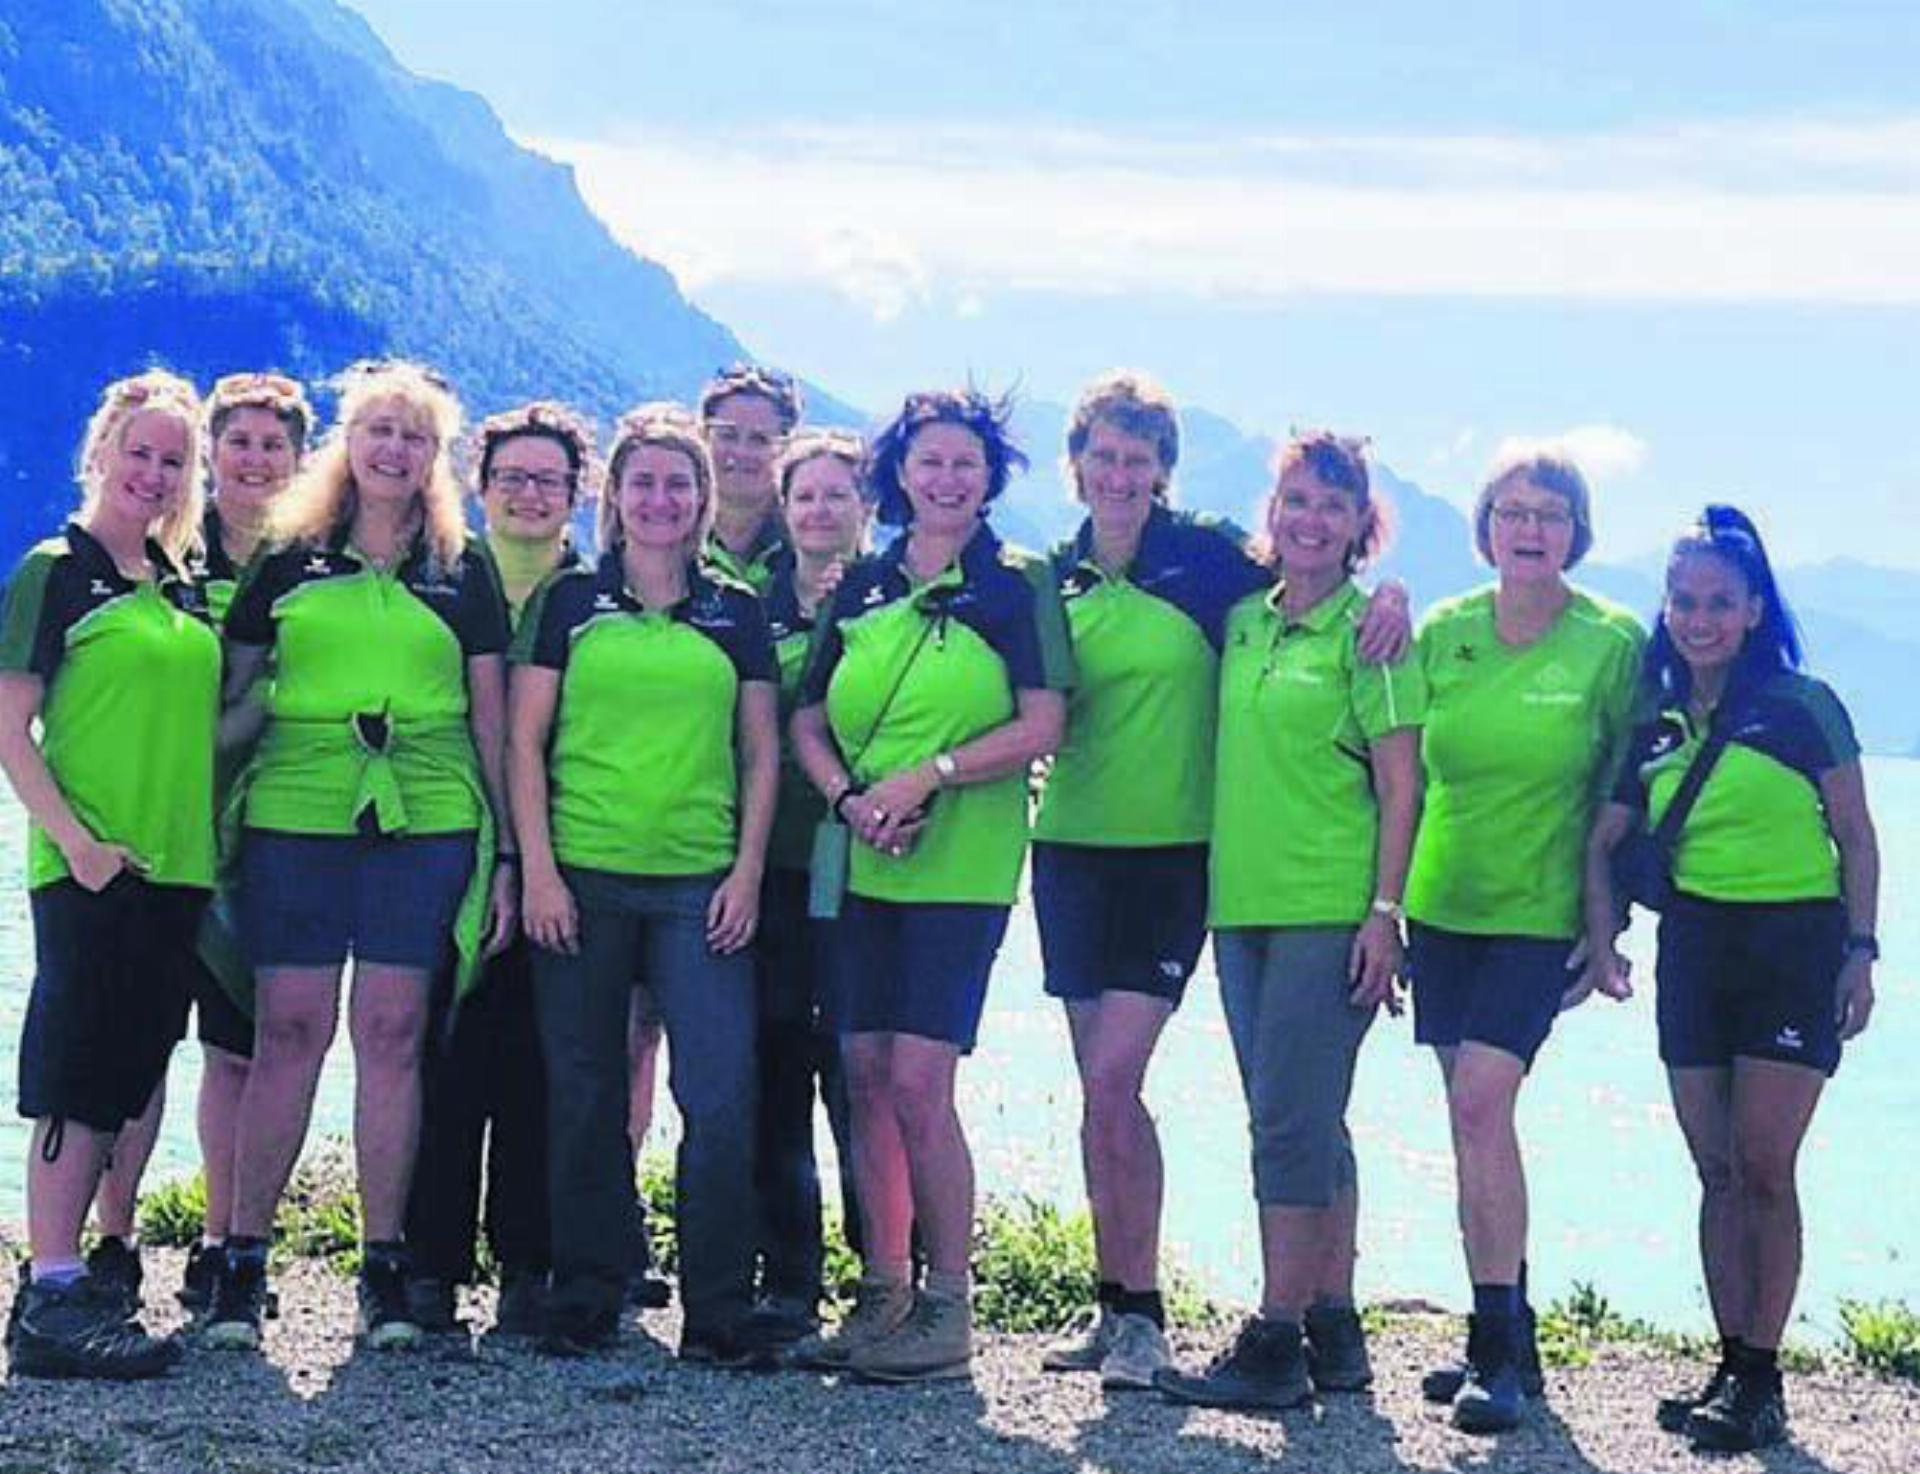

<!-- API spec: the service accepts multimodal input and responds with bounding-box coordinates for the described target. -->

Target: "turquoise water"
[2,761,1914,1337]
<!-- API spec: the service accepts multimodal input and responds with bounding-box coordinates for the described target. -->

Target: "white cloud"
[532,116,1920,315]
[1497,425,1650,481]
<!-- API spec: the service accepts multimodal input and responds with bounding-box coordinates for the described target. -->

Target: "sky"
[341,0,1920,565]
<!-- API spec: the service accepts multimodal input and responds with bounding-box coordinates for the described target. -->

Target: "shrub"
[136,1174,208,1248]
[1840,1300,1920,1380]
[1537,1281,1659,1368]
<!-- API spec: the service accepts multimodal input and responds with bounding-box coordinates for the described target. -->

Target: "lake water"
[2,762,1914,1340]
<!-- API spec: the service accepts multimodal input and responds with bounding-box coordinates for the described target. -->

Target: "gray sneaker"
[849,1289,972,1383]
[1040,1306,1117,1373]
[1099,1312,1170,1390]
[787,1277,914,1370]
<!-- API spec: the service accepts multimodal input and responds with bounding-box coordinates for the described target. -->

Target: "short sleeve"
[996,560,1075,692]
[223,552,287,647]
[1352,646,1428,741]
[1797,680,1862,772]
[1609,719,1665,810]
[453,544,511,657]
[721,593,778,683]
[1593,617,1649,798]
[516,575,582,671]
[0,550,69,681]
[796,579,857,707]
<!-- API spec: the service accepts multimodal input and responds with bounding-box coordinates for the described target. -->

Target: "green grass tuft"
[1839,1299,1920,1380]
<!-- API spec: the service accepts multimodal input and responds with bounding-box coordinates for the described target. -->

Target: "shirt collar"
[65,521,183,588]
[1265,576,1362,633]
[593,549,718,614]
[878,521,1003,600]
[1069,502,1176,582]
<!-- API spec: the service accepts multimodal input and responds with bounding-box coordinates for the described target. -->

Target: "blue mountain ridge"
[2,0,1915,751]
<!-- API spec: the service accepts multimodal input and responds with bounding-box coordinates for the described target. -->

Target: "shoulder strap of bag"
[1649,696,1746,854]
[844,613,939,771]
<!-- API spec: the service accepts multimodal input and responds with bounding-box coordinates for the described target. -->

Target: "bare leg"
[94,1081,166,1239]
[1446,1043,1529,1283]
[1667,1067,1744,1339]
[228,967,343,1237]
[1066,993,1173,1292]
[27,1120,112,1268]
[1317,1180,1360,1302]
[888,1036,971,1277]
[1730,1058,1825,1351]
[841,1033,912,1272]
[197,1046,250,1242]
[347,963,431,1242]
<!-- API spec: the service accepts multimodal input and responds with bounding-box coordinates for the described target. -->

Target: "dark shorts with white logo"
[1655,893,1846,1075]
[1033,842,1208,1007]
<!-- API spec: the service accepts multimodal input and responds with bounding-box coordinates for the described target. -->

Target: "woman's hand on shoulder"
[522,864,579,955]
[1356,580,1412,665]
[1836,953,1875,1041]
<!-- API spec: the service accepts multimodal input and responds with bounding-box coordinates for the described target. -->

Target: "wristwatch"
[1370,897,1406,924]
[1845,933,1880,962]
[932,751,959,786]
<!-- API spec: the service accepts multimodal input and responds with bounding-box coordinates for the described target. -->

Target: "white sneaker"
[1041,1306,1116,1373]
[1100,1312,1170,1390]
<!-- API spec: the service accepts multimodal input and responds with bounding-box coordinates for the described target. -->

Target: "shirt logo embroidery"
[1157,959,1185,979]
[1453,643,1476,663]
[592,592,620,612]
[88,578,115,597]
[1774,1025,1804,1052]
[861,584,888,607]
[305,555,333,576]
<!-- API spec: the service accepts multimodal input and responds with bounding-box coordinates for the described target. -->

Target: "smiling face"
[210,406,300,520]
[782,453,867,560]
[1074,418,1163,540]
[705,391,785,520]
[1664,549,1762,682]
[347,395,437,507]
[900,421,989,536]
[1487,474,1577,589]
[98,408,192,536]
[616,444,705,551]
[482,433,576,543]
[1268,460,1363,581]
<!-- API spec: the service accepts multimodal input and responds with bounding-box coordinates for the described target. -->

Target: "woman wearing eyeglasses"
[402,402,596,1338]
[206,361,515,1353]
[1406,448,1643,1432]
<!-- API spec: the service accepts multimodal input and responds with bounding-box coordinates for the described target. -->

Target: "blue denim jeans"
[533,867,757,1336]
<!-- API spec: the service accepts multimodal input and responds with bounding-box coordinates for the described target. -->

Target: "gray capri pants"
[1215,927,1378,1208]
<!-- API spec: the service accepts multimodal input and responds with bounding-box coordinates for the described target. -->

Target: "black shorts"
[17,877,207,1132]
[1032,842,1208,1006]
[1408,923,1575,1068]
[188,956,254,1057]
[1656,894,1846,1075]
[827,895,1009,1051]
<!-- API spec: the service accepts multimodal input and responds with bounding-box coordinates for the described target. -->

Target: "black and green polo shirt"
[1036,505,1268,847]
[1210,579,1427,928]
[764,566,826,874]
[1613,671,1859,902]
[0,523,221,889]
[513,552,777,876]
[701,520,792,597]
[799,525,1075,905]
[225,530,510,836]
[188,505,245,626]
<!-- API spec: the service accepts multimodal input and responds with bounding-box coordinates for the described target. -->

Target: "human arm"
[1354,579,1411,665]
[1349,726,1421,1012]
[1566,802,1638,1009]
[1822,759,1879,1041]
[218,641,272,754]
[467,651,516,956]
[0,673,135,890]
[708,680,779,953]
[506,663,575,954]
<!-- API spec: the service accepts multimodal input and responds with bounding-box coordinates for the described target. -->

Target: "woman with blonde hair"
[510,406,780,1361]
[0,370,217,1378]
[206,360,515,1352]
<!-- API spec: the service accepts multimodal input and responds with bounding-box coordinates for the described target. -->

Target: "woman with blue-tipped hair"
[790,389,1073,1383]
[1582,505,1879,1455]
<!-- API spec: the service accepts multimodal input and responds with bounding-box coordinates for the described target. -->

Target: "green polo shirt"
[1210,580,1426,928]
[225,531,509,836]
[0,524,221,889]
[701,521,791,597]
[799,526,1074,905]
[1035,506,1268,847]
[514,554,776,876]
[1408,585,1645,939]
[1613,671,1858,903]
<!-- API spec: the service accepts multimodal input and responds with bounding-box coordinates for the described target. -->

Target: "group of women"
[0,359,1880,1456]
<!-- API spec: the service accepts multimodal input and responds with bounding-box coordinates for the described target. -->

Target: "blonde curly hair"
[76,369,207,566]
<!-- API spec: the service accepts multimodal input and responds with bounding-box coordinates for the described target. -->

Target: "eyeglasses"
[1492,503,1574,532]
[488,468,574,498]
[707,422,785,454]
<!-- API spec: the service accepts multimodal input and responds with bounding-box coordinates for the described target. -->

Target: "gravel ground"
[0,1252,1913,1474]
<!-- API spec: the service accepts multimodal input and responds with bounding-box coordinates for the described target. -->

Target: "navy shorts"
[1033,842,1208,1006]
[241,829,475,971]
[1408,923,1575,1068]
[17,877,205,1132]
[827,895,1010,1051]
[1656,894,1846,1075]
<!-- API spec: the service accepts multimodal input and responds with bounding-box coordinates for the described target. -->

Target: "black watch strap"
[1845,932,1880,961]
